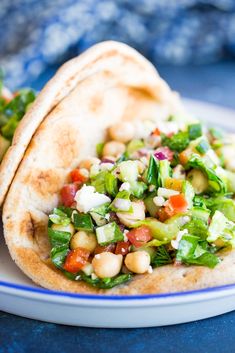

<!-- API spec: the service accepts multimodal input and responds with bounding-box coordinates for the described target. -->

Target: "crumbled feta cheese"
[172,165,186,180]
[149,184,155,192]
[113,198,131,211]
[157,187,179,198]
[171,229,188,249]
[100,163,114,171]
[123,229,129,242]
[105,213,110,221]
[147,266,153,274]
[180,216,190,226]
[153,196,165,207]
[75,185,111,213]
[119,182,131,191]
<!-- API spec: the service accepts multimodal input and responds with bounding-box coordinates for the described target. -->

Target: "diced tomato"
[152,128,161,136]
[157,206,173,222]
[168,194,188,214]
[94,243,116,255]
[64,247,90,273]
[61,183,78,207]
[70,168,88,183]
[127,226,152,248]
[115,241,130,255]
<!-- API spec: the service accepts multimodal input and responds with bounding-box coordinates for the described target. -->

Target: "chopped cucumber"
[158,160,171,187]
[182,180,195,209]
[73,213,94,232]
[144,192,159,217]
[110,190,132,212]
[96,222,124,245]
[118,160,139,183]
[191,207,210,223]
[89,203,110,226]
[207,210,235,246]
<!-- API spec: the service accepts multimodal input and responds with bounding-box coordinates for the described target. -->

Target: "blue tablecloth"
[1,61,235,353]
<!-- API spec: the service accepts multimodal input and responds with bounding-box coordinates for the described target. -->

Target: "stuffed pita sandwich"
[2,41,235,295]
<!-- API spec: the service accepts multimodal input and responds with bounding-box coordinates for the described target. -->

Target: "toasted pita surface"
[3,41,232,295]
[0,41,182,207]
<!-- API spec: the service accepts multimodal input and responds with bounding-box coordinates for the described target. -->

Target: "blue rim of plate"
[1,279,235,300]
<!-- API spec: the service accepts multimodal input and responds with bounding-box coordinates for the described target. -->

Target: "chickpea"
[187,169,208,194]
[79,157,100,170]
[51,223,75,235]
[102,141,126,158]
[117,201,145,227]
[125,251,151,274]
[92,252,123,278]
[109,122,135,143]
[70,231,97,252]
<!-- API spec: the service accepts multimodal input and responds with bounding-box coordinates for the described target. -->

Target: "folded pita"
[4,41,230,295]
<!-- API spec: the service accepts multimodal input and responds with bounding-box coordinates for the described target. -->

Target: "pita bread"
[3,41,232,295]
[0,41,182,207]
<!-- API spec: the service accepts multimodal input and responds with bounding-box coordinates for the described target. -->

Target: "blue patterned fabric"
[1,0,235,88]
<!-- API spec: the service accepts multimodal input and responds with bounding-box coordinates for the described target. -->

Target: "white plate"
[1,99,235,328]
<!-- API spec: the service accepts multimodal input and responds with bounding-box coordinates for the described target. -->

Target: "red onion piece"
[101,158,115,164]
[154,146,174,161]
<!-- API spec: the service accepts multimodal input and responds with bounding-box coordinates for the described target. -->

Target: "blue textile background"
[1,0,235,88]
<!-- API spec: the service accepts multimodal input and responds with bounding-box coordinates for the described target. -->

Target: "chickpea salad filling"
[48,117,235,289]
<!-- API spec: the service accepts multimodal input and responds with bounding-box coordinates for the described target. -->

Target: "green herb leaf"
[105,172,118,197]
[146,155,159,186]
[73,212,94,232]
[51,245,70,269]
[151,246,174,267]
[182,218,208,240]
[78,273,132,289]
[188,123,202,140]
[187,154,226,194]
[162,131,190,152]
[176,234,220,268]
[48,228,71,248]
[49,208,71,226]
